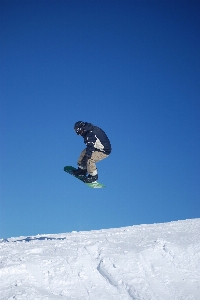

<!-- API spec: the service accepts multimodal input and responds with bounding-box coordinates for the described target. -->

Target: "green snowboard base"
[64,166,106,188]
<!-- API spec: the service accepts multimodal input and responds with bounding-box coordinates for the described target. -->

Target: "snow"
[0,219,200,300]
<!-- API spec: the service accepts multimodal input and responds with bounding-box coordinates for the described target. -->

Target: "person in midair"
[72,121,112,183]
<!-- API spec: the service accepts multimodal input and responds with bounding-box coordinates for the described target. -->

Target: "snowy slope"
[0,219,200,300]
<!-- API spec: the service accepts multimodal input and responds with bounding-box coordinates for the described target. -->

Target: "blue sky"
[1,0,200,239]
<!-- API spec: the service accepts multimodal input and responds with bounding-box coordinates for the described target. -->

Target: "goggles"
[75,127,82,135]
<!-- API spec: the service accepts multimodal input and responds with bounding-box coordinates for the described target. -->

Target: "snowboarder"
[72,121,112,183]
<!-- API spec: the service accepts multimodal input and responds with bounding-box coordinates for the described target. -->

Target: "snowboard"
[64,166,105,188]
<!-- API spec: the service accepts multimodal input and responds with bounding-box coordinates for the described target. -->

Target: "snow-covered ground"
[0,219,200,300]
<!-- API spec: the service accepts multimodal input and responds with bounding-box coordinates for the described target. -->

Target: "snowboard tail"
[64,166,105,188]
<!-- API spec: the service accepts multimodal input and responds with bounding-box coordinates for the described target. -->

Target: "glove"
[81,154,90,168]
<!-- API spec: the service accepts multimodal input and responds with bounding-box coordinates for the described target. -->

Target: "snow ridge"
[0,219,200,300]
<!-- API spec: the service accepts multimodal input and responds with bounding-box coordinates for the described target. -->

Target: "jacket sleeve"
[84,132,96,158]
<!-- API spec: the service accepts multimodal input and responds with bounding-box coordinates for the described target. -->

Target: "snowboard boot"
[84,173,98,183]
[72,167,87,177]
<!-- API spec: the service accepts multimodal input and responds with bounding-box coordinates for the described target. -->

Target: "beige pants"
[78,149,109,175]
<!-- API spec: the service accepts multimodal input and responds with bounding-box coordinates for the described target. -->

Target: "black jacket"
[81,123,112,159]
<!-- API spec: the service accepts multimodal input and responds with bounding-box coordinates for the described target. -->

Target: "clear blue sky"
[1,0,200,239]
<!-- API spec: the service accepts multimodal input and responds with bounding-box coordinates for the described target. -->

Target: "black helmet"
[74,121,85,135]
